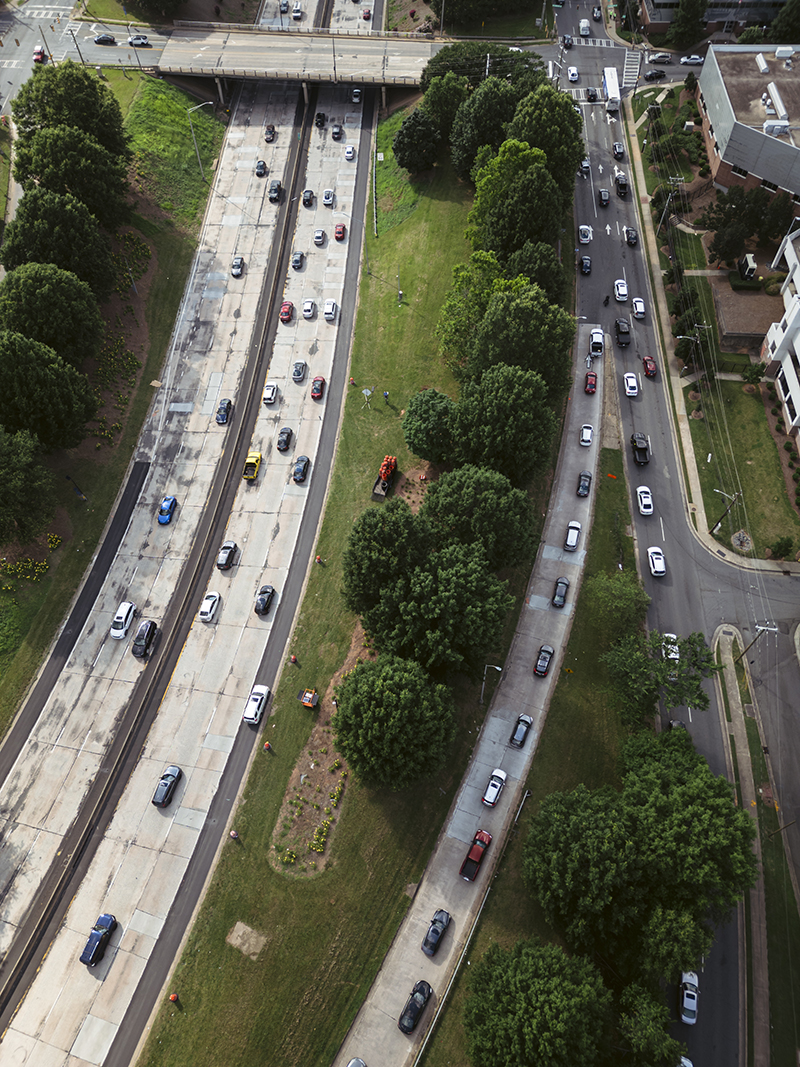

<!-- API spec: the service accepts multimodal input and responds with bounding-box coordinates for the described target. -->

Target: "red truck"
[460,829,492,881]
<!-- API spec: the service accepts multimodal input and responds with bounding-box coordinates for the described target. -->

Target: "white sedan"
[580,424,593,446]
[636,485,653,515]
[624,373,638,397]
[579,224,593,243]
[303,299,315,319]
[647,546,666,577]
[199,591,220,622]
[614,278,628,301]
[632,297,646,319]
[345,145,356,160]
[568,66,579,81]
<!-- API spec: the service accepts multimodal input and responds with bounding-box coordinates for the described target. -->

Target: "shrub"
[771,407,779,416]
[770,535,794,559]
[793,471,800,482]
[784,442,794,452]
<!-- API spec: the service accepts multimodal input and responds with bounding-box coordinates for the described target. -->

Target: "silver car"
[564,521,582,551]
[482,769,507,806]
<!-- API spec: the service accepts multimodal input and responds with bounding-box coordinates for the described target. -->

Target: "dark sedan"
[580,256,591,275]
[421,910,450,957]
[254,584,275,615]
[293,455,310,483]
[152,765,182,807]
[79,913,118,966]
[94,33,116,44]
[215,398,232,424]
[534,643,555,676]
[644,68,667,81]
[216,539,238,570]
[552,576,570,608]
[398,980,432,1033]
[277,426,293,452]
[577,469,592,497]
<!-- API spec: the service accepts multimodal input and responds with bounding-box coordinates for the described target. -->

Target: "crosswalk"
[572,37,616,47]
[622,48,641,85]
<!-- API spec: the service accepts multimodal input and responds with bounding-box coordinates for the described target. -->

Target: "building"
[764,227,800,434]
[640,0,783,35]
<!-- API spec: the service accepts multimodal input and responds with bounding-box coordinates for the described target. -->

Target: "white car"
[199,591,220,622]
[624,373,638,397]
[681,54,703,65]
[647,546,666,577]
[614,278,628,302]
[580,424,593,446]
[324,299,337,322]
[568,66,579,81]
[578,224,592,243]
[636,485,653,515]
[110,601,137,639]
[481,768,507,807]
[345,145,355,160]
[302,299,315,319]
[679,971,699,1023]
[243,684,270,725]
[313,229,325,246]
[322,189,334,206]
[663,632,680,676]
[564,520,582,551]
[590,327,604,355]
[263,383,278,404]
[632,297,646,319]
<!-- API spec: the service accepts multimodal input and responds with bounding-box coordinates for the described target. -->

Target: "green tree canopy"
[666,0,706,46]
[422,70,470,139]
[451,77,519,179]
[506,84,586,194]
[770,0,800,40]
[708,222,749,266]
[505,241,566,307]
[332,654,455,789]
[392,108,441,172]
[464,940,612,1067]
[584,570,650,641]
[436,250,512,367]
[420,465,535,567]
[0,189,115,302]
[617,984,687,1067]
[0,331,96,450]
[12,59,130,160]
[0,427,55,545]
[0,262,102,369]
[602,629,722,716]
[14,125,129,230]
[402,388,456,464]
[420,42,544,94]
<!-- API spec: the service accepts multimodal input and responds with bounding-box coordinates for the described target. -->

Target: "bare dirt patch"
[226,921,267,960]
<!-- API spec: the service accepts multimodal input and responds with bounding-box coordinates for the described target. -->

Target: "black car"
[563,33,573,47]
[152,765,182,807]
[255,159,267,177]
[276,426,293,452]
[612,142,625,160]
[624,226,638,247]
[268,179,281,202]
[631,431,650,465]
[592,4,602,17]
[576,470,592,498]
[534,643,555,676]
[580,256,591,275]
[302,188,314,206]
[215,398,232,424]
[94,33,116,44]
[293,455,310,483]
[216,539,238,570]
[398,980,432,1033]
[314,111,325,127]
[587,86,598,102]
[510,713,533,748]
[80,914,117,966]
[615,173,628,197]
[644,68,667,81]
[598,188,610,207]
[264,123,276,142]
[291,250,304,270]
[131,619,157,658]
[615,318,631,346]
[552,576,570,608]
[331,124,343,140]
[421,910,450,957]
[254,584,275,615]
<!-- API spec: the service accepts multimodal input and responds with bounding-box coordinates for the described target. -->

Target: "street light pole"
[708,489,740,534]
[187,101,214,183]
[480,664,502,705]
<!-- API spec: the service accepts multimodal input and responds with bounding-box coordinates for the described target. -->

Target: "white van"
[292,1,301,18]
[579,18,591,34]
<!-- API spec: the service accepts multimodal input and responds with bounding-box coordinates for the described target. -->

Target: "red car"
[362,7,371,17]
[311,376,325,400]
[459,829,492,881]
[33,45,46,63]
[642,355,657,378]
[279,301,293,323]
[584,371,597,394]
[334,223,346,241]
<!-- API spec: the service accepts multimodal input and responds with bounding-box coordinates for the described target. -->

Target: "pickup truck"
[243,451,262,480]
[460,829,492,881]
[630,432,650,465]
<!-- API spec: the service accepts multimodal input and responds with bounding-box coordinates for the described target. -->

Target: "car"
[482,769,507,807]
[649,51,672,63]
[157,495,177,525]
[648,545,666,577]
[346,1061,367,1067]
[152,765,182,807]
[314,111,325,127]
[587,86,598,102]
[334,223,346,241]
[231,255,244,277]
[598,188,610,207]
[33,44,46,62]
[264,123,276,142]
[615,172,629,197]
[580,423,593,446]
[268,178,281,202]
[199,591,220,622]
[568,66,578,82]
[552,576,570,608]
[580,158,590,176]
[216,540,237,570]
[314,228,325,246]
[592,4,602,17]
[642,355,657,377]
[563,33,573,47]
[331,124,343,140]
[276,426,293,452]
[131,619,157,658]
[636,485,654,515]
[292,0,302,16]
[110,601,137,640]
[679,972,699,1023]
[580,256,591,275]
[311,376,325,399]
[584,371,597,395]
[324,299,337,321]
[263,382,278,404]
[624,373,639,396]
[322,188,334,206]
[352,88,362,103]
[291,362,306,384]
[681,54,704,65]
[80,914,117,967]
[243,684,270,724]
[510,713,533,747]
[303,299,315,319]
[579,224,592,244]
[216,398,232,424]
[345,145,356,160]
[614,278,628,302]
[632,297,646,319]
[293,455,310,483]
[280,301,294,323]
[280,0,289,9]
[254,585,276,616]
[362,7,371,17]
[128,34,149,46]
[577,469,592,497]
[255,159,267,177]
[590,328,604,355]
[615,318,631,346]
[564,520,582,551]
[534,643,555,676]
[398,980,431,1033]
[623,226,638,247]
[291,250,304,270]
[663,633,680,677]
[421,909,451,956]
[670,719,688,731]
[94,33,116,44]
[631,431,650,465]
[302,188,314,207]
[644,68,666,82]
[612,142,625,160]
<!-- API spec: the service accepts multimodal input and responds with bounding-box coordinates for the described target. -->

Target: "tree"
[420,42,544,94]
[584,571,651,641]
[342,499,432,617]
[737,26,765,43]
[451,78,520,179]
[0,427,55,545]
[402,389,457,464]
[769,535,793,559]
[758,190,793,243]
[332,654,455,789]
[771,0,800,42]
[14,125,129,230]
[420,465,536,567]
[505,241,566,307]
[506,84,586,194]
[136,0,185,14]
[666,0,706,47]
[0,262,102,369]
[436,251,510,367]
[617,984,687,1067]
[392,108,441,172]
[422,70,469,140]
[602,629,722,716]
[708,222,748,265]
[740,361,766,385]
[464,940,612,1067]
[0,189,115,302]
[12,59,129,160]
[452,364,558,485]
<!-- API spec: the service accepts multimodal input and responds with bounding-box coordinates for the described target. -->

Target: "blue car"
[157,496,177,525]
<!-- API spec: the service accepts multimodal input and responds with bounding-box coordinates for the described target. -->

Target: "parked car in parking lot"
[291,250,304,269]
[280,301,294,323]
[263,382,278,404]
[303,299,315,319]
[302,188,314,206]
[292,359,306,382]
[311,376,326,399]
[322,188,334,206]
[482,769,507,806]
[334,223,346,241]
[421,909,450,956]
[533,643,555,676]
[293,455,310,483]
[314,228,325,245]
[80,914,117,967]
[157,495,177,524]
[231,255,244,277]
[510,714,533,748]
[552,576,570,607]
[324,299,337,321]
[277,427,293,452]
[152,765,182,807]
[255,159,267,177]
[216,398,232,424]
[398,981,432,1033]
[564,520,582,551]
[131,619,157,658]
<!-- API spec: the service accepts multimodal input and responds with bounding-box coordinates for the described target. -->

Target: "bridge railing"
[172,20,437,40]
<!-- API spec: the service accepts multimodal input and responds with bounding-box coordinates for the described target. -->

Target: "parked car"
[231,255,244,277]
[131,619,157,658]
[614,278,628,301]
[314,111,325,127]
[647,545,666,577]
[303,299,315,319]
[152,765,182,807]
[110,601,137,640]
[649,51,672,63]
[580,424,594,446]
[624,372,639,396]
[313,229,325,247]
[510,714,533,747]
[642,355,657,377]
[584,371,597,394]
[264,123,276,142]
[199,591,220,622]
[334,223,346,241]
[398,980,432,1033]
[482,769,507,807]
[293,455,310,483]
[576,469,592,497]
[255,159,267,177]
[636,485,654,515]
[580,256,592,275]
[302,188,314,206]
[324,299,337,321]
[216,540,237,570]
[216,398,232,424]
[421,910,450,956]
[564,520,582,551]
[552,576,570,608]
[280,301,294,323]
[263,382,278,404]
[243,684,270,724]
[679,971,699,1023]
[681,54,704,65]
[534,643,555,676]
[94,33,116,44]
[80,914,117,966]
[157,495,177,524]
[345,145,356,160]
[268,178,281,202]
[291,250,304,270]
[322,188,334,206]
[311,376,325,399]
[362,7,371,17]
[276,427,293,452]
[331,123,343,140]
[615,318,631,346]
[292,360,306,382]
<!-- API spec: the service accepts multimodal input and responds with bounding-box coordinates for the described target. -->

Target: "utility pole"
[733,623,778,663]
[709,489,740,534]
